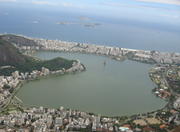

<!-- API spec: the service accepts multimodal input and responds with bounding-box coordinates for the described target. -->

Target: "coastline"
[1,33,177,109]
[1,33,180,65]
[0,34,180,131]
[1,34,179,107]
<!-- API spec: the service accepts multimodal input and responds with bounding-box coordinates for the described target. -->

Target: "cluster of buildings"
[12,35,180,65]
[28,38,180,65]
[22,60,85,80]
[174,98,180,110]
[0,106,169,132]
[2,66,179,131]
[4,34,180,66]
[149,65,180,102]
[1,34,180,131]
[149,65,172,99]
[0,64,179,132]
[148,64,180,128]
[0,106,125,132]
[32,38,155,63]
[1,104,180,132]
[0,59,85,110]
[0,71,20,109]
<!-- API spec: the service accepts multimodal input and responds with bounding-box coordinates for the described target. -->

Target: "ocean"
[0,5,180,52]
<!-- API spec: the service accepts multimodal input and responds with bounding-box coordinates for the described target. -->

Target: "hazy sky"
[0,0,180,25]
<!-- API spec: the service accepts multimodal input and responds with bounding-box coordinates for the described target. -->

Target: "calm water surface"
[0,7,180,52]
[16,51,166,116]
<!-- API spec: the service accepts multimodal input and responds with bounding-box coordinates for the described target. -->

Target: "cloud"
[136,0,180,5]
[0,0,17,2]
[102,1,170,11]
[160,14,180,19]
[31,0,57,6]
[32,20,39,24]
[61,2,74,7]
[31,0,80,8]
[102,0,180,12]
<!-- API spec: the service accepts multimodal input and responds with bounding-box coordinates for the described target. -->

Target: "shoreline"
[0,34,180,131]
[0,57,85,113]
[15,52,167,117]
[2,33,180,65]
[0,33,176,112]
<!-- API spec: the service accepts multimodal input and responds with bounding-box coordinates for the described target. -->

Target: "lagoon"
[16,51,166,116]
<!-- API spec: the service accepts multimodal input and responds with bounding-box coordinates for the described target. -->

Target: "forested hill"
[0,37,74,76]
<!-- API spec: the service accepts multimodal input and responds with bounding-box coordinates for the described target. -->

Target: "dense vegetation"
[0,37,74,76]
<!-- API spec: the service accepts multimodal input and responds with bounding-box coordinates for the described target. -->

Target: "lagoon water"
[17,51,166,116]
[0,2,178,117]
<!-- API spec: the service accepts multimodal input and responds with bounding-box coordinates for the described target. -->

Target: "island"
[0,34,179,132]
[56,21,102,28]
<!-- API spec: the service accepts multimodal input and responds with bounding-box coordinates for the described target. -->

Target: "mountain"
[0,37,74,76]
[0,37,27,66]
[1,34,38,47]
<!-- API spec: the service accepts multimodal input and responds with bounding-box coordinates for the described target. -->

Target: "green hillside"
[0,37,74,76]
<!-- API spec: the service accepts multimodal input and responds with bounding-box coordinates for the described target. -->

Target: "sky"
[0,0,180,25]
